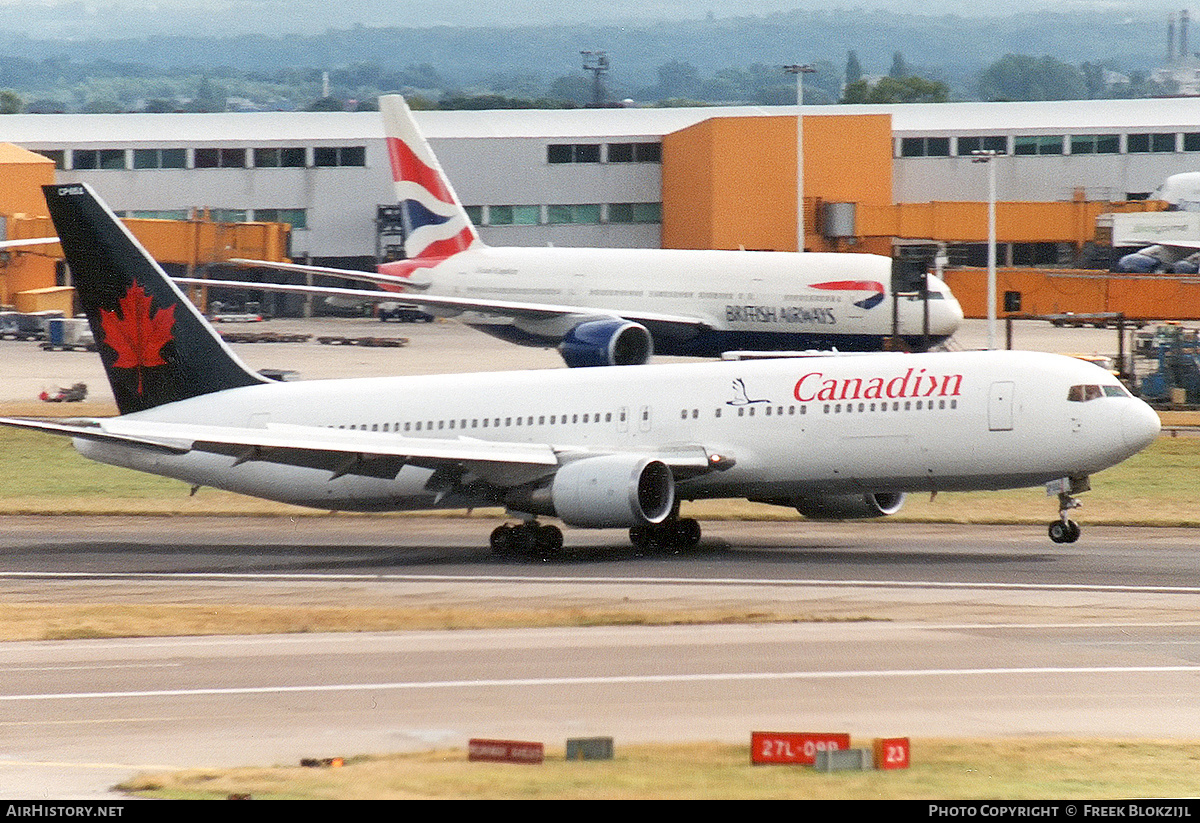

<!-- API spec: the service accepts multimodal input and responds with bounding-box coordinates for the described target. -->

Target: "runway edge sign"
[751,731,851,765]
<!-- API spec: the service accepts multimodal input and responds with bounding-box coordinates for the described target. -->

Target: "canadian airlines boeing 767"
[187,94,963,367]
[1,184,1159,556]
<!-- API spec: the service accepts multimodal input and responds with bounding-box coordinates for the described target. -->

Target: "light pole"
[783,64,816,253]
[972,149,1001,349]
[581,51,609,106]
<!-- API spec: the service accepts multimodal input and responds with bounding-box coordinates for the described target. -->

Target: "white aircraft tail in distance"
[4,184,1159,555]
[196,94,964,368]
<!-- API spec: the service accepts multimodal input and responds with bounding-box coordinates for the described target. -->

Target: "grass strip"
[117,739,1200,800]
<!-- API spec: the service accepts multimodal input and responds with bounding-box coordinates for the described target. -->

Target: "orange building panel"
[0,143,58,305]
[662,113,893,253]
[942,268,1200,320]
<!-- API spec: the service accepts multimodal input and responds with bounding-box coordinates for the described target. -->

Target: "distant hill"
[0,9,1173,91]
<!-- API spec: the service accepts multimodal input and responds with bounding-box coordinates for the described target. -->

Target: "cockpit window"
[1068,383,1130,401]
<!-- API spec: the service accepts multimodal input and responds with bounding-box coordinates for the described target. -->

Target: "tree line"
[0,49,1179,114]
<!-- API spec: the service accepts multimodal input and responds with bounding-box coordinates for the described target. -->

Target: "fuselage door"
[988,381,1014,431]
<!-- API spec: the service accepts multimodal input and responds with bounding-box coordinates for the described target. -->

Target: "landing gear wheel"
[628,517,702,552]
[490,524,516,557]
[1047,483,1086,544]
[669,517,702,550]
[1048,519,1081,544]
[629,525,654,550]
[490,522,563,559]
[533,524,563,558]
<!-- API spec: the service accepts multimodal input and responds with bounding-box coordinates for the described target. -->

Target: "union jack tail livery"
[380,95,481,263]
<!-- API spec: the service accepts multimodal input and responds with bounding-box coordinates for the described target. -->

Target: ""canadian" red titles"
[793,368,963,402]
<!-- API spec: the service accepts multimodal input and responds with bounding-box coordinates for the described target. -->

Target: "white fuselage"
[397,246,962,353]
[76,349,1159,515]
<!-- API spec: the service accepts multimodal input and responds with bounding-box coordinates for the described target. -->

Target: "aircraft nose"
[932,295,965,335]
[1122,400,1161,452]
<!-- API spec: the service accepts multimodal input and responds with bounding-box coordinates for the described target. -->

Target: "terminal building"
[2,98,1199,316]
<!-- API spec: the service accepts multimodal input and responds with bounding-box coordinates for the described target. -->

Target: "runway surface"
[2,517,1200,798]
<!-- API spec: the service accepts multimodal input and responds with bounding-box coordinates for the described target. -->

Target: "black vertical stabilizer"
[43,184,267,415]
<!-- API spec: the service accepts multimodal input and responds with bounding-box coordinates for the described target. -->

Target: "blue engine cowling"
[1116,252,1163,273]
[558,318,653,367]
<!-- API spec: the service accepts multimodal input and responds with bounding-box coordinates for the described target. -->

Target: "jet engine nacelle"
[558,318,653,368]
[550,454,675,528]
[789,492,906,520]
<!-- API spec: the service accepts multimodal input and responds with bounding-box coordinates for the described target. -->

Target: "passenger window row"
[335,410,626,433]
[331,395,971,435]
[679,400,960,420]
[822,399,959,413]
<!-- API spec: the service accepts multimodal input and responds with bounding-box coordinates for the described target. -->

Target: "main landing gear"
[1047,477,1087,544]
[490,521,564,559]
[629,516,702,552]
[489,514,705,558]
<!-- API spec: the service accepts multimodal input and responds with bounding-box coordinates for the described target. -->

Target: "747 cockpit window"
[1068,383,1131,401]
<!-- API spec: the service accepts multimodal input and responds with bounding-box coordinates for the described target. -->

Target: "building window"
[547,204,602,224]
[1069,134,1120,155]
[313,146,366,167]
[72,149,127,170]
[957,135,1007,155]
[34,150,65,169]
[254,147,307,168]
[194,148,247,169]
[194,148,218,169]
[1013,135,1064,155]
[127,209,189,220]
[253,208,308,230]
[607,142,662,163]
[487,205,541,226]
[899,136,950,157]
[547,144,602,164]
[1128,133,1176,153]
[1184,133,1200,152]
[608,203,662,223]
[133,148,186,169]
[209,209,248,223]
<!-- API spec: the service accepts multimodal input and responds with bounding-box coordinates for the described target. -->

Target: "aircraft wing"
[223,258,428,290]
[173,276,710,329]
[0,416,720,483]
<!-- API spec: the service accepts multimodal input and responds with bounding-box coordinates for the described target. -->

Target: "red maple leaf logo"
[99,282,176,395]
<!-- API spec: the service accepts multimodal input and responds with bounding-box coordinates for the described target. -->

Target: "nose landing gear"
[1047,477,1088,544]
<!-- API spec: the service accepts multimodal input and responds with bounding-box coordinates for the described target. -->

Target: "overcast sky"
[0,1,1186,40]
